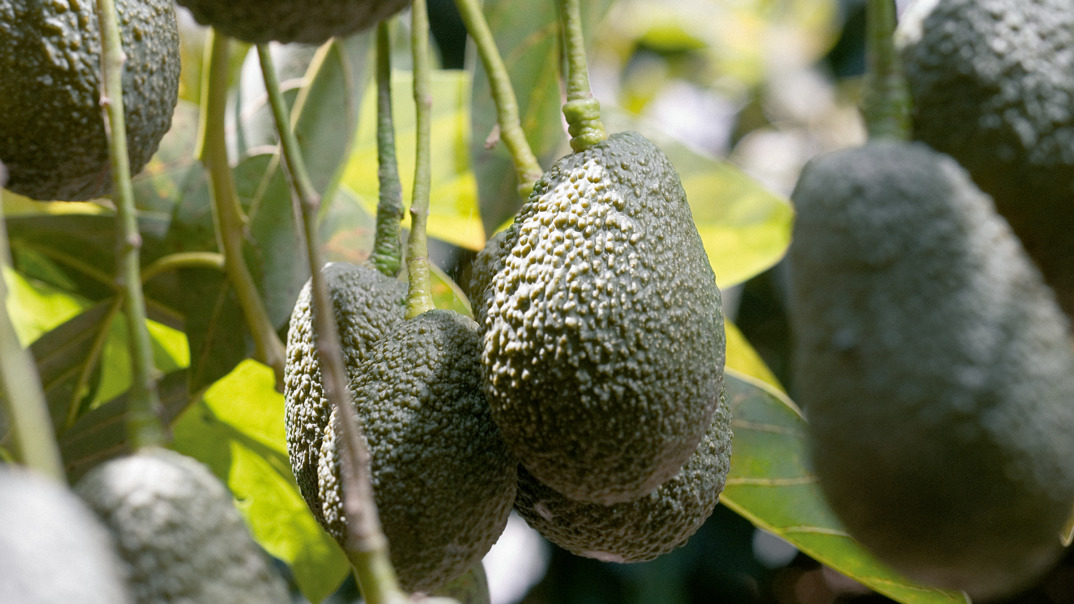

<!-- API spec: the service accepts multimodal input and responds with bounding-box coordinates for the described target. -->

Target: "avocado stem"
[94,0,165,450]
[370,23,406,278]
[198,32,287,391]
[556,0,606,152]
[0,204,65,481]
[258,38,412,604]
[862,0,912,141]
[405,0,437,320]
[453,0,544,200]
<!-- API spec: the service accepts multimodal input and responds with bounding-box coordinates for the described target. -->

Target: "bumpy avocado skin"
[897,0,1074,316]
[74,448,290,604]
[175,0,410,44]
[0,0,179,201]
[317,310,517,593]
[0,467,132,603]
[789,141,1074,599]
[284,262,407,526]
[481,130,725,505]
[514,390,731,563]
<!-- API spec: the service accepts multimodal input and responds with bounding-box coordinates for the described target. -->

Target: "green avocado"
[0,0,180,201]
[0,466,132,603]
[284,262,407,527]
[174,0,410,44]
[74,447,290,604]
[480,130,725,505]
[788,140,1074,599]
[316,309,517,593]
[897,0,1074,317]
[514,389,731,563]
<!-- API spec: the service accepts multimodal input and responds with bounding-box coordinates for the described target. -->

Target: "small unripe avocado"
[0,466,132,603]
[317,310,517,593]
[74,447,290,604]
[174,0,410,44]
[0,0,180,201]
[514,390,732,563]
[789,140,1074,600]
[480,130,725,505]
[284,262,406,526]
[897,0,1074,317]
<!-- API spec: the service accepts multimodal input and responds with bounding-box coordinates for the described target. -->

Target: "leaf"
[724,319,780,391]
[170,360,350,604]
[341,69,486,252]
[1,266,87,346]
[470,0,617,233]
[721,371,969,604]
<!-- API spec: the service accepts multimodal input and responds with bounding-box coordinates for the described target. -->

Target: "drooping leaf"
[721,371,969,604]
[170,360,350,604]
[469,0,616,233]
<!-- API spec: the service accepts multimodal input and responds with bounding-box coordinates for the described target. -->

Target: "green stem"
[862,0,911,140]
[258,41,410,604]
[95,0,164,450]
[140,251,226,283]
[453,0,543,199]
[556,0,606,152]
[405,0,436,320]
[199,31,287,389]
[0,196,64,481]
[369,23,406,278]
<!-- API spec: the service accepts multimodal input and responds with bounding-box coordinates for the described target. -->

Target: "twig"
[405,0,436,320]
[94,0,164,449]
[556,0,606,152]
[862,0,911,140]
[369,23,406,278]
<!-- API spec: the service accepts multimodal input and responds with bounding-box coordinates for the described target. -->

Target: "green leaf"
[341,69,486,252]
[170,360,350,604]
[721,371,969,604]
[470,0,616,233]
[724,319,780,391]
[2,266,87,346]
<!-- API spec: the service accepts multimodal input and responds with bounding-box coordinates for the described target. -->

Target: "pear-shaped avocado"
[316,309,516,593]
[789,140,1074,600]
[897,0,1074,317]
[284,262,406,526]
[0,467,132,603]
[0,0,180,201]
[514,389,731,563]
[480,130,725,505]
[75,447,290,604]
[174,0,410,44]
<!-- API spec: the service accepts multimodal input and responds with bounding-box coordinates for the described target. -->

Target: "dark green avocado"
[316,309,517,593]
[514,389,732,563]
[284,261,407,527]
[174,0,411,44]
[789,140,1074,600]
[480,130,725,505]
[0,0,180,201]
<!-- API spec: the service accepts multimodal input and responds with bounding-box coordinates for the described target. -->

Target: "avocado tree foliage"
[4,0,1066,602]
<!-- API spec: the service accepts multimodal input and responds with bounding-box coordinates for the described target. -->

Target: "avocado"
[74,447,290,604]
[0,0,180,201]
[432,563,491,604]
[480,130,725,505]
[284,261,407,526]
[788,140,1074,599]
[0,466,132,603]
[514,389,731,563]
[896,0,1074,317]
[316,309,516,593]
[174,0,410,44]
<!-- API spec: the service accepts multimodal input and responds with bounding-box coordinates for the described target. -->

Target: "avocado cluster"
[0,466,132,603]
[478,130,727,506]
[175,0,410,44]
[284,262,407,526]
[788,140,1074,600]
[74,447,290,603]
[897,0,1074,317]
[0,0,180,201]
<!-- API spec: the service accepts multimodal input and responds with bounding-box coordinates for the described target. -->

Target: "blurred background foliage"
[5,0,1074,602]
